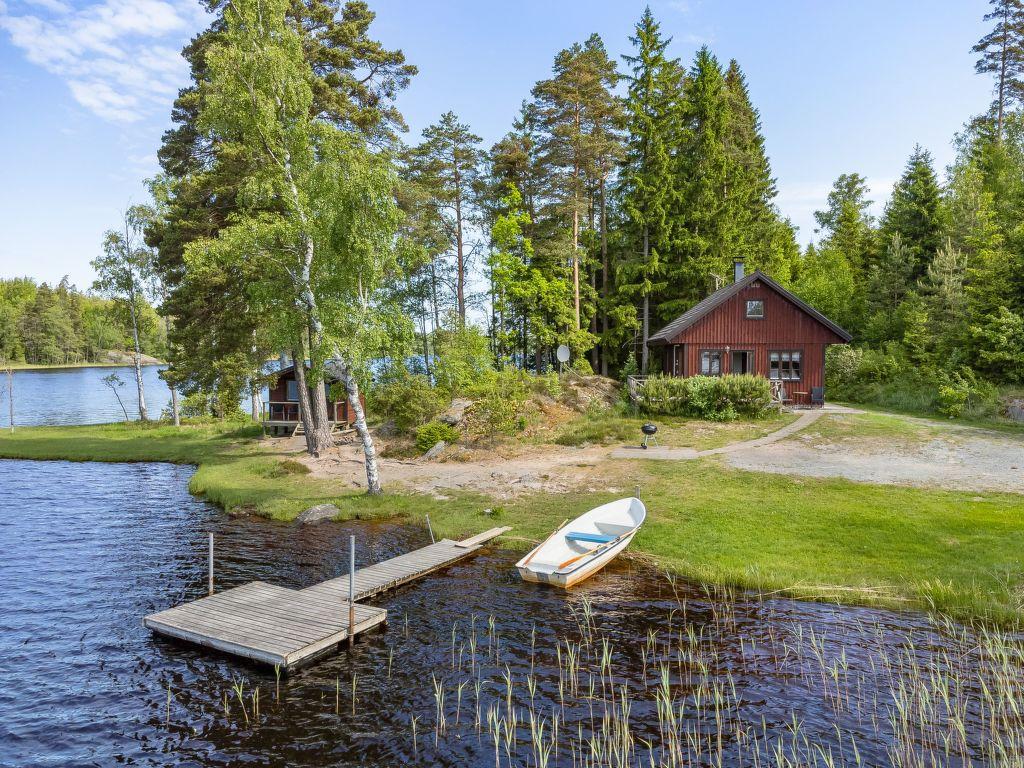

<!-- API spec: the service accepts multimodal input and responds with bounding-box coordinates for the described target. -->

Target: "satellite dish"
[555,344,571,363]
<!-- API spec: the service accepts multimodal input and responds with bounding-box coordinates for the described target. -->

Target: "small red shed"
[263,364,365,436]
[647,262,852,407]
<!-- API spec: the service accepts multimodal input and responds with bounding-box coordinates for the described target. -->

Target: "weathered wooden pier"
[144,527,510,669]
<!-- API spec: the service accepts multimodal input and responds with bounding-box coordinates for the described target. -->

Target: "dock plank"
[144,527,506,669]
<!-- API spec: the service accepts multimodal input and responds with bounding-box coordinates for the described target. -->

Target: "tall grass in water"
[420,576,1024,767]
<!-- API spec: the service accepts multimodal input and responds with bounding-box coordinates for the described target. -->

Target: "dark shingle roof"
[648,270,853,344]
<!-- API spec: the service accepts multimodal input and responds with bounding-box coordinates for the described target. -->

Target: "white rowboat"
[515,497,646,588]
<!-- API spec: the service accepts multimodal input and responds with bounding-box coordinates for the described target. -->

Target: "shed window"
[286,380,298,401]
[769,350,802,381]
[700,350,723,376]
[746,300,764,319]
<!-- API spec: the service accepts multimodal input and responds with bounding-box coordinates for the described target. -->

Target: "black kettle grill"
[641,422,658,449]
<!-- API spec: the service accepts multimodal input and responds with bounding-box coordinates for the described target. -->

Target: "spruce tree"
[617,8,680,373]
[666,46,735,316]
[879,146,948,282]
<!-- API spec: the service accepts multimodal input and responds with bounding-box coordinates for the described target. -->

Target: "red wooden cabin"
[647,261,852,407]
[263,364,365,437]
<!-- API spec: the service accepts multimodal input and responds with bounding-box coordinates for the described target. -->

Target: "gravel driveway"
[726,416,1024,495]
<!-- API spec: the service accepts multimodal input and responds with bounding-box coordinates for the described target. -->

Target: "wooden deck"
[144,528,511,669]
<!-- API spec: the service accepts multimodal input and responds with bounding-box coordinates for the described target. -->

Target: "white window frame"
[769,350,802,381]
[746,299,765,319]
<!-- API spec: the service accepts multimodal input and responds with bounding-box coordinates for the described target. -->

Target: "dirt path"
[726,416,1024,495]
[305,442,626,500]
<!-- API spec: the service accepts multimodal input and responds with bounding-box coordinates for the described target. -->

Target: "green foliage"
[432,325,495,394]
[369,366,445,432]
[636,374,771,421]
[415,420,460,453]
[970,306,1024,383]
[466,371,529,438]
[0,277,164,365]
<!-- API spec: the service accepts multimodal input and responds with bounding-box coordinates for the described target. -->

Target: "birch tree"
[92,206,154,421]
[189,0,398,492]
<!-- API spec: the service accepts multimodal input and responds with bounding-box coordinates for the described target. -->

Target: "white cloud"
[0,0,203,122]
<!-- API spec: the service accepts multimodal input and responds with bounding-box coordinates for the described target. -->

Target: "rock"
[296,503,340,525]
[377,419,399,437]
[438,398,474,426]
[483,508,495,516]
[423,440,447,460]
[1005,398,1024,423]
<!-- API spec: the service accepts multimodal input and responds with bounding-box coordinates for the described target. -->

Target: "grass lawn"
[553,409,798,450]
[1,419,1022,625]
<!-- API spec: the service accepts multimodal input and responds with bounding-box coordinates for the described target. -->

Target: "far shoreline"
[5,359,166,372]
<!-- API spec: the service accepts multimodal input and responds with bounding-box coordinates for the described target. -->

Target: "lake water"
[0,365,174,427]
[1,459,1018,767]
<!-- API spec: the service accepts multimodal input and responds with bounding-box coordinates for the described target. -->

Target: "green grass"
[553,410,798,450]
[1,419,1023,624]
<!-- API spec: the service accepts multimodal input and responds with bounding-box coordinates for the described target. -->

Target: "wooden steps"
[143,527,508,669]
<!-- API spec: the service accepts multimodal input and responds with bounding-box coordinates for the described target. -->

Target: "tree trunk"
[170,386,180,427]
[572,202,581,330]
[600,179,609,377]
[641,226,650,375]
[454,165,466,326]
[251,385,260,422]
[291,347,319,455]
[328,359,381,494]
[128,294,148,421]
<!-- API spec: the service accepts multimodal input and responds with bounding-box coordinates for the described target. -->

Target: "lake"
[0,365,174,427]
[0,459,1018,767]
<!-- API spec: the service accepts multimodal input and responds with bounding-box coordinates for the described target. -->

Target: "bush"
[433,325,495,395]
[369,366,445,433]
[415,421,460,453]
[467,369,529,438]
[636,375,771,421]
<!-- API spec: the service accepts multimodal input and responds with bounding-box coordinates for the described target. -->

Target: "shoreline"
[0,420,1022,627]
[4,360,166,371]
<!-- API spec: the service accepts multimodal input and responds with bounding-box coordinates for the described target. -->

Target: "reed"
[408,575,1024,767]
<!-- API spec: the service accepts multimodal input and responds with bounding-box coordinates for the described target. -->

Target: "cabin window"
[746,300,764,319]
[700,349,723,376]
[286,380,298,401]
[769,350,802,381]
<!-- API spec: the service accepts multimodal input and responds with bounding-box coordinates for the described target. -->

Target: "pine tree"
[972,0,1024,140]
[879,146,948,282]
[532,33,620,341]
[404,112,483,327]
[617,8,681,373]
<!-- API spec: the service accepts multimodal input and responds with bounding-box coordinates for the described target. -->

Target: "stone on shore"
[296,503,340,525]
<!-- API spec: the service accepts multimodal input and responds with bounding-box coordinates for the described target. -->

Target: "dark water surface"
[0,366,174,427]
[0,460,1017,767]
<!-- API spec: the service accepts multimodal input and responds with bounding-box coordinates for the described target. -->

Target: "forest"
[0,276,165,366]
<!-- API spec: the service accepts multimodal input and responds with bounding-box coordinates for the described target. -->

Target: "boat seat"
[565,531,616,544]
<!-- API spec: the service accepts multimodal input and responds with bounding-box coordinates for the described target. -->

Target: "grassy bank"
[0,420,1021,624]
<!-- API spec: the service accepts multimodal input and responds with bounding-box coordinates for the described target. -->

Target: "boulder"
[423,440,447,460]
[1006,398,1024,424]
[296,503,340,525]
[438,398,474,426]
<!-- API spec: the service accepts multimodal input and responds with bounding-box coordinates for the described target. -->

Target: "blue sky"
[0,0,994,289]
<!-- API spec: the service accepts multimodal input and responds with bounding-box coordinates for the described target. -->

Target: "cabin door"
[730,350,753,375]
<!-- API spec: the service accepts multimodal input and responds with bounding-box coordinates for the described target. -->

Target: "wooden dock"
[144,528,510,669]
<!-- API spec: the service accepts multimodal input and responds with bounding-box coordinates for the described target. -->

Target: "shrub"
[433,325,495,395]
[369,366,445,433]
[415,421,460,453]
[467,369,529,438]
[636,375,771,421]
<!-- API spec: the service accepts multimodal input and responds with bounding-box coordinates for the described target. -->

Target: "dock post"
[208,532,214,596]
[634,485,641,500]
[425,514,435,544]
[348,535,355,648]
